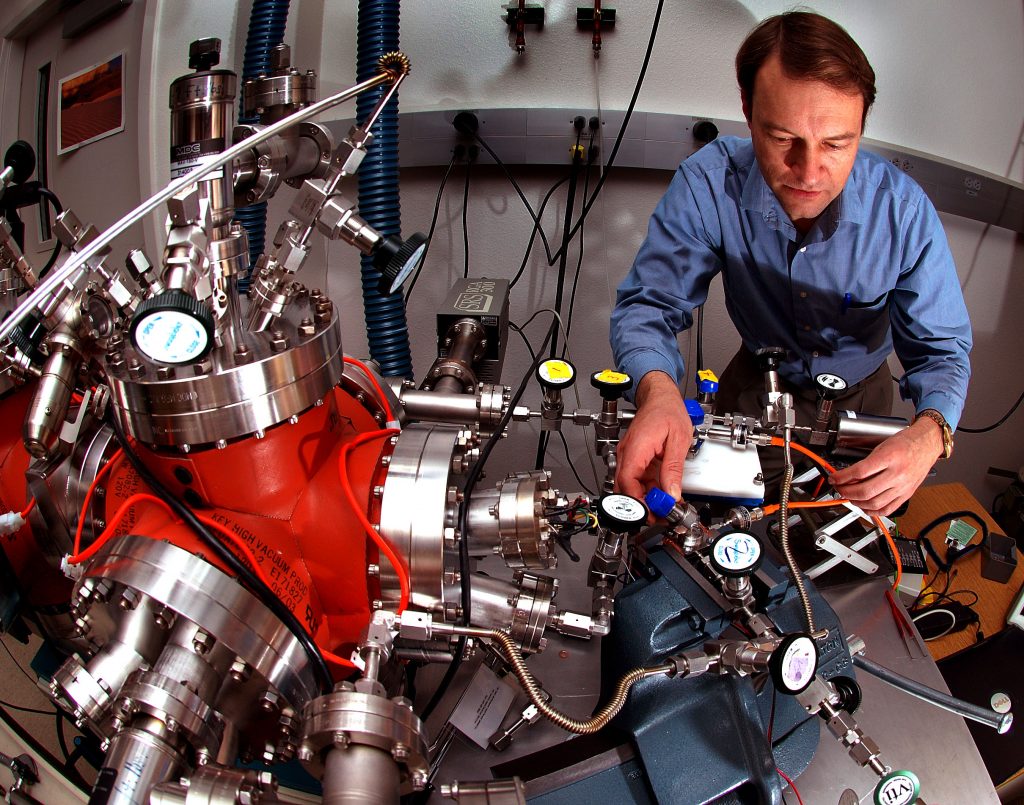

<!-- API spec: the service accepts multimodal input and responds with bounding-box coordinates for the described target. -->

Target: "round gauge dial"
[130,290,214,365]
[709,530,763,577]
[537,359,576,389]
[769,633,819,695]
[597,493,648,533]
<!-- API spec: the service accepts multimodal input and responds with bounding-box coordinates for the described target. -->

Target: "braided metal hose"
[779,433,816,633]
[487,629,672,734]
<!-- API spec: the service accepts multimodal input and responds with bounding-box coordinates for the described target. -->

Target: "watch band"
[915,409,954,459]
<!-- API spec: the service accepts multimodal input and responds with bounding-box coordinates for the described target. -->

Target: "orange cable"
[761,499,852,516]
[72,449,124,556]
[769,437,901,591]
[343,357,394,421]
[338,428,410,613]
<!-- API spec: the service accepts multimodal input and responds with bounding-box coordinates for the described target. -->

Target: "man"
[611,11,971,516]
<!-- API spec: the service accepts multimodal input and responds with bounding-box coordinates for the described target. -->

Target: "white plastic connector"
[60,554,85,581]
[0,511,25,535]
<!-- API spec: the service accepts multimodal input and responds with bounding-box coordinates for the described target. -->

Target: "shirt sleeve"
[610,161,724,392]
[890,197,973,430]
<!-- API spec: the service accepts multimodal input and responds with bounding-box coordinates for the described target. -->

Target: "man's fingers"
[659,431,688,500]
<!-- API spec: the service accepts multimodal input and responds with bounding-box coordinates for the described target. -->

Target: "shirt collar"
[741,151,867,232]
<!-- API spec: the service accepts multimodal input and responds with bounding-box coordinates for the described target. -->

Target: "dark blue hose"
[235,0,290,293]
[356,0,413,378]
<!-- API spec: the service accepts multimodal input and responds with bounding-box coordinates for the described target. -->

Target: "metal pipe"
[0,68,401,345]
[852,654,1012,733]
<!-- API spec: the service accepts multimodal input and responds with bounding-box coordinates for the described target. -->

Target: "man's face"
[744,54,864,232]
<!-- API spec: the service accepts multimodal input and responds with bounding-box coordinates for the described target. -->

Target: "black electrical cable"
[916,510,989,570]
[461,158,471,279]
[421,317,558,721]
[405,153,459,301]
[561,140,596,356]
[508,174,570,290]
[546,0,665,265]
[0,705,90,795]
[105,412,334,694]
[957,388,1024,433]
[558,430,596,496]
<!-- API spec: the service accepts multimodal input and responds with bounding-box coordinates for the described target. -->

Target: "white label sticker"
[448,665,516,749]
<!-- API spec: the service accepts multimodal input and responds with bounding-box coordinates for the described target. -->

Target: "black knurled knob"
[590,369,633,401]
[129,290,215,365]
[189,38,222,72]
[375,232,428,296]
[754,346,786,372]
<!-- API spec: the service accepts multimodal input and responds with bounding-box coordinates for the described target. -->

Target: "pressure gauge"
[375,232,428,295]
[769,633,819,695]
[537,359,575,389]
[596,493,648,534]
[708,530,763,577]
[129,290,215,365]
[814,372,848,399]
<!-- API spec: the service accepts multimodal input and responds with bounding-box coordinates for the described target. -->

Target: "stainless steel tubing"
[0,68,401,344]
[853,654,1012,733]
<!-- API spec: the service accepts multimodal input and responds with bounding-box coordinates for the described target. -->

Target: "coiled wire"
[356,0,413,378]
[486,629,671,734]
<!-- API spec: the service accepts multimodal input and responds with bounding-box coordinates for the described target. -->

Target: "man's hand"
[830,417,943,516]
[615,371,693,500]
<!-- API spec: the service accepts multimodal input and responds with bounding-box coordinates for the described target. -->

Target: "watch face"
[711,532,762,573]
[600,494,646,524]
[539,359,575,384]
[815,372,848,391]
[778,636,817,693]
[134,309,210,364]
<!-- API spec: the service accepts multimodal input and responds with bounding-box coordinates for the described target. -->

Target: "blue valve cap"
[698,378,719,394]
[645,487,677,519]
[684,398,705,425]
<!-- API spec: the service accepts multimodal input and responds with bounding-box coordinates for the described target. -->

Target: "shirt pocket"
[826,289,891,351]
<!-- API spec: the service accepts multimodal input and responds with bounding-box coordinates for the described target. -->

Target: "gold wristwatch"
[915,409,954,459]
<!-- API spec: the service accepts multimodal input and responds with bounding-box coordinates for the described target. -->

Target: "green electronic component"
[944,518,978,549]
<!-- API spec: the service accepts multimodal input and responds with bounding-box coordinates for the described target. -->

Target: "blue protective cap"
[645,487,677,519]
[684,398,705,425]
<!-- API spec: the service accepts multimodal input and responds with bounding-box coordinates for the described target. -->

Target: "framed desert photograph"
[58,52,125,155]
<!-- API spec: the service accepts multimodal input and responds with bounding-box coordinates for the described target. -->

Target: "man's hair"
[736,11,876,128]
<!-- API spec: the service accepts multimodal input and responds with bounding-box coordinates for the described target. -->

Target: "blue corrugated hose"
[236,0,290,293]
[356,0,413,378]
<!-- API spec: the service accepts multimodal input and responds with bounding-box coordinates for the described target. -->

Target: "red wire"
[337,428,410,613]
[770,437,901,591]
[72,449,125,556]
[19,498,36,519]
[776,768,805,805]
[343,356,394,421]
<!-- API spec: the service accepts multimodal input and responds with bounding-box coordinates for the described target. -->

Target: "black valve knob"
[375,232,428,295]
[596,493,648,534]
[8,310,47,364]
[754,346,786,372]
[814,371,849,401]
[692,120,719,145]
[590,369,632,401]
[2,140,36,186]
[129,290,215,365]
[537,359,576,390]
[188,38,222,72]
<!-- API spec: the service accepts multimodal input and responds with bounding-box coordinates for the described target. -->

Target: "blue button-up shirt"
[611,136,972,428]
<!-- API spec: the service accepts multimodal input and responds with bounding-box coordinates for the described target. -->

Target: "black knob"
[596,494,648,534]
[754,346,786,372]
[692,120,719,145]
[590,369,633,401]
[9,310,47,364]
[129,290,215,365]
[814,372,849,401]
[537,359,575,390]
[829,675,863,715]
[188,38,222,72]
[374,232,428,295]
[453,111,480,137]
[3,141,36,185]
